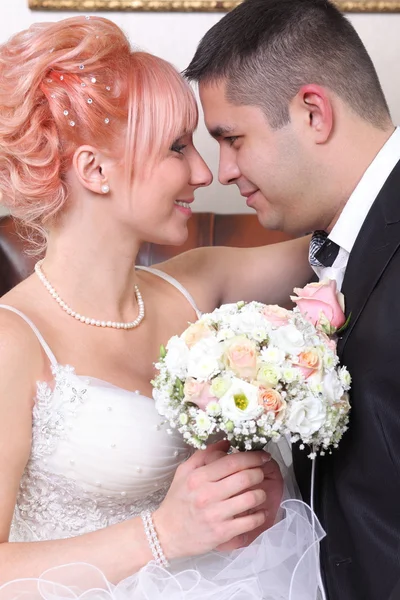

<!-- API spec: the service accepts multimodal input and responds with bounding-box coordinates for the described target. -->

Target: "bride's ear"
[72,146,110,195]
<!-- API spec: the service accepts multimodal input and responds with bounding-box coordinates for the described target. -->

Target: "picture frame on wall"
[27,0,400,12]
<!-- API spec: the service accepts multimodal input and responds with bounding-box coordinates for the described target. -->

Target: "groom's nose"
[218,151,241,186]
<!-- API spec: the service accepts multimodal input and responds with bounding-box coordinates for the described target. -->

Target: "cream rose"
[223,336,258,380]
[183,321,213,348]
[263,305,291,327]
[256,364,281,387]
[211,376,232,398]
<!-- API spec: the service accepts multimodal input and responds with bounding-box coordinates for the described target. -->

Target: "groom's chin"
[253,207,282,232]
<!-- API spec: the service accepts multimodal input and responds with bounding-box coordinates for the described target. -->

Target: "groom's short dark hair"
[184,0,390,129]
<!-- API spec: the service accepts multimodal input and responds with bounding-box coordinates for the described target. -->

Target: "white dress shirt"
[312,127,400,290]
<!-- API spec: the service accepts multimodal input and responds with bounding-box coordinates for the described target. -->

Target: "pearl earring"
[101,184,110,194]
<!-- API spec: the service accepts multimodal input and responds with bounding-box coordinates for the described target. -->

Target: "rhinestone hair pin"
[45,69,111,127]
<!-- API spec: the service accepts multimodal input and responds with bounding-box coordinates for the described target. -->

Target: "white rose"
[270,324,305,355]
[227,310,269,338]
[323,371,344,403]
[219,378,263,423]
[187,337,224,381]
[164,336,190,379]
[308,369,324,386]
[287,397,327,436]
[214,303,239,316]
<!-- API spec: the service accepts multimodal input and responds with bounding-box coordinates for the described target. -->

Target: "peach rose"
[224,336,258,380]
[183,322,213,349]
[258,387,286,417]
[294,349,321,379]
[183,378,217,410]
[291,279,345,333]
[263,305,291,327]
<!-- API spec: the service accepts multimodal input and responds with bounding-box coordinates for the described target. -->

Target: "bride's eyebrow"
[208,125,236,139]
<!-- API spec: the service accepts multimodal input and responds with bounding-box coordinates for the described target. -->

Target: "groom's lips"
[241,190,260,207]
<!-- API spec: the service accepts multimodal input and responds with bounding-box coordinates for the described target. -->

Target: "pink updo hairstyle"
[0,16,198,251]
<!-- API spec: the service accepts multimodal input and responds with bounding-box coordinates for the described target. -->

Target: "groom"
[186,1,400,599]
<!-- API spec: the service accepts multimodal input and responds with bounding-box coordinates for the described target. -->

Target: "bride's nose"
[190,153,213,189]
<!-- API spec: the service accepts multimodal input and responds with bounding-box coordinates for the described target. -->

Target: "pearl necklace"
[34,259,145,330]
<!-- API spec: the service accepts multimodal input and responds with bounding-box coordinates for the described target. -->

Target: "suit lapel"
[338,160,400,356]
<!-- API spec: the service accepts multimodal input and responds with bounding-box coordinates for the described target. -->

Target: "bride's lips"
[174,198,194,216]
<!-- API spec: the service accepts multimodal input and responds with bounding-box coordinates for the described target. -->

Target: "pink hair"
[0,16,198,251]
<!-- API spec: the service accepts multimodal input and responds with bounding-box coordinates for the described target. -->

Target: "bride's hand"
[216,456,284,551]
[153,440,270,560]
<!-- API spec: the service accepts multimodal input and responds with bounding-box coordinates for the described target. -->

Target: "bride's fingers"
[178,440,230,474]
[219,488,267,520]
[212,467,265,500]
[202,441,231,466]
[261,458,282,479]
[204,450,271,483]
[224,510,267,543]
[215,532,249,552]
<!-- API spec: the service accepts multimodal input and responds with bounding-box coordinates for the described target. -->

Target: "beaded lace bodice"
[3,266,201,543]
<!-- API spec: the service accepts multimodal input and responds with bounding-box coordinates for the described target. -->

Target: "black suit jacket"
[293,159,400,600]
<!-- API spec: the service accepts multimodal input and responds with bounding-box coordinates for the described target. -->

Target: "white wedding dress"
[0,267,324,600]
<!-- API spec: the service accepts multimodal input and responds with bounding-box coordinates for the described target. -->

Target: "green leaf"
[174,378,185,399]
[159,344,166,359]
[336,312,352,334]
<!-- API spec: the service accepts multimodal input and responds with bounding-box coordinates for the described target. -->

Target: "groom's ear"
[290,84,333,144]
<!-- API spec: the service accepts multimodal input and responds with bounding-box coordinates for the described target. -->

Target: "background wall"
[0,0,400,216]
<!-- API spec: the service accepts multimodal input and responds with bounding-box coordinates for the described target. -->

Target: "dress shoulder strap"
[136,266,202,320]
[0,305,58,367]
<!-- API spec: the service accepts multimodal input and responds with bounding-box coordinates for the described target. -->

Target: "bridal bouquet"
[153,280,351,457]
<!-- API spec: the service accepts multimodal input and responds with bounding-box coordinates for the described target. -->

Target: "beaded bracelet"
[140,509,170,568]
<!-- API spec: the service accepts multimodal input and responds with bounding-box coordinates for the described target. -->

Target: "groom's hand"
[216,456,284,551]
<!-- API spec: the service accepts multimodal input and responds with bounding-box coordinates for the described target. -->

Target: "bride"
[0,15,322,599]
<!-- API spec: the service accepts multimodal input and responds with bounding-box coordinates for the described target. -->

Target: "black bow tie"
[309,230,340,268]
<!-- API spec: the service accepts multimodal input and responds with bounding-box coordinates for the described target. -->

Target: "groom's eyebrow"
[208,125,235,139]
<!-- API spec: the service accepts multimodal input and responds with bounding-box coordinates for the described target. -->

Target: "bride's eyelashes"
[170,141,187,155]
